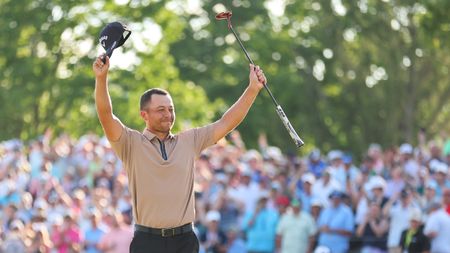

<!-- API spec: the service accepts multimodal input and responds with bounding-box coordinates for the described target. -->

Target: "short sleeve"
[307,214,318,236]
[424,213,439,235]
[343,208,355,232]
[109,126,134,168]
[193,124,215,155]
[276,216,286,235]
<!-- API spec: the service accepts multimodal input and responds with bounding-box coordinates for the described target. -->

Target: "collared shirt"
[317,204,354,253]
[110,125,215,228]
[424,209,450,253]
[277,210,317,253]
[242,208,279,252]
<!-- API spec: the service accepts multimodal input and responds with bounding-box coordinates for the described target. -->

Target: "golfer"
[93,55,267,253]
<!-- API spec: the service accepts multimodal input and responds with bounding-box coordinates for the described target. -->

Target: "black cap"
[99,21,131,59]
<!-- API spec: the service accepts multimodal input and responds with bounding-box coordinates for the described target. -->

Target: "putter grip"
[275,105,304,148]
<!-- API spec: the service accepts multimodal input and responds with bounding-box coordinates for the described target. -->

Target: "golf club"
[216,11,304,148]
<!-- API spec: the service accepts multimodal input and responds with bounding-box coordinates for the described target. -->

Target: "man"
[93,55,266,253]
[424,188,450,253]
[384,189,419,253]
[242,196,279,253]
[276,198,317,253]
[98,210,133,253]
[317,191,354,253]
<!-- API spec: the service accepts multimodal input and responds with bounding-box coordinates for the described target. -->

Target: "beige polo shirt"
[110,124,215,228]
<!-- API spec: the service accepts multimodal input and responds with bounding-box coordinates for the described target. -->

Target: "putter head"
[215,11,233,30]
[215,11,232,20]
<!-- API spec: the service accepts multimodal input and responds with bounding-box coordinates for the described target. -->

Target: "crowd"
[1,130,450,253]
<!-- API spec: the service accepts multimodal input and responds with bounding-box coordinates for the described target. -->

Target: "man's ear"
[140,110,147,121]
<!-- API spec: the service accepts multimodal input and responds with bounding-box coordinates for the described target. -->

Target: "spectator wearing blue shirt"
[317,191,355,253]
[84,211,106,253]
[307,149,327,178]
[242,196,279,253]
[296,173,315,213]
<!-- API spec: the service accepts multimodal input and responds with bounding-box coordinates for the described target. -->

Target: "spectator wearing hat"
[399,210,430,253]
[356,176,389,225]
[242,196,279,253]
[317,191,355,253]
[2,219,26,253]
[228,167,264,215]
[418,181,440,214]
[399,143,420,185]
[368,144,385,175]
[276,198,317,253]
[356,201,389,253]
[429,162,450,198]
[28,222,53,253]
[307,149,326,178]
[312,169,342,207]
[383,189,420,253]
[225,225,247,253]
[213,187,242,233]
[295,173,316,212]
[199,210,227,253]
[51,213,82,253]
[424,188,450,253]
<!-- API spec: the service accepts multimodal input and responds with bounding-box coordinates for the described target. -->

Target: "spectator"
[307,149,326,178]
[296,173,315,212]
[83,210,106,253]
[424,188,450,253]
[385,167,406,199]
[384,189,419,253]
[356,201,389,253]
[51,213,82,253]
[98,210,133,253]
[276,198,317,253]
[28,222,53,253]
[199,210,227,253]
[399,210,430,253]
[317,191,355,253]
[242,196,279,253]
[2,220,26,253]
[225,226,246,253]
[312,169,342,207]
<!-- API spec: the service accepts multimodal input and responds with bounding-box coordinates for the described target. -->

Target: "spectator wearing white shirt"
[383,189,419,253]
[312,169,342,207]
[424,188,450,253]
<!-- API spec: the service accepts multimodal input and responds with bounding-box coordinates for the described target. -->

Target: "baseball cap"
[399,143,413,155]
[206,210,221,222]
[99,21,131,59]
[329,190,344,199]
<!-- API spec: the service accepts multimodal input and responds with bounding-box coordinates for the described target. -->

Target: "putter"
[216,11,304,148]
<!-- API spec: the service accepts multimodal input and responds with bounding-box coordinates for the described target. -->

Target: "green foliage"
[0,0,218,141]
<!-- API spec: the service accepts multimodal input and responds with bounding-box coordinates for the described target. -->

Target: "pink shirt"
[99,226,133,253]
[51,227,82,253]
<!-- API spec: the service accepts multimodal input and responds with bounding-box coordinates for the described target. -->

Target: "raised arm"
[93,55,124,141]
[210,64,266,142]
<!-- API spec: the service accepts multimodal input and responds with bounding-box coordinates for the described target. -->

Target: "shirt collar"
[143,129,174,141]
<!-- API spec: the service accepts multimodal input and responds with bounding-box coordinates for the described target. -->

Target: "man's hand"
[93,55,110,79]
[249,64,266,91]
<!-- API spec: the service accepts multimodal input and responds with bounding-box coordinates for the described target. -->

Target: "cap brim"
[105,40,118,58]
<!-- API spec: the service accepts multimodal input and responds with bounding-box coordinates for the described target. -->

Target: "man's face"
[141,94,175,133]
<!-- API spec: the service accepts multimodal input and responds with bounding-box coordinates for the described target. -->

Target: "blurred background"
[1,0,450,253]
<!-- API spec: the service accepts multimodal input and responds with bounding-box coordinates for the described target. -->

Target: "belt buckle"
[161,228,174,237]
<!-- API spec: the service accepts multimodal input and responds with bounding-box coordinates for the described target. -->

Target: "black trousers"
[130,230,199,253]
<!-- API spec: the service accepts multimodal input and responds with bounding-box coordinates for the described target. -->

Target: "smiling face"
[140,93,175,135]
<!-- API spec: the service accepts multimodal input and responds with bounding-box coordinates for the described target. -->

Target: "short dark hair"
[140,88,169,110]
